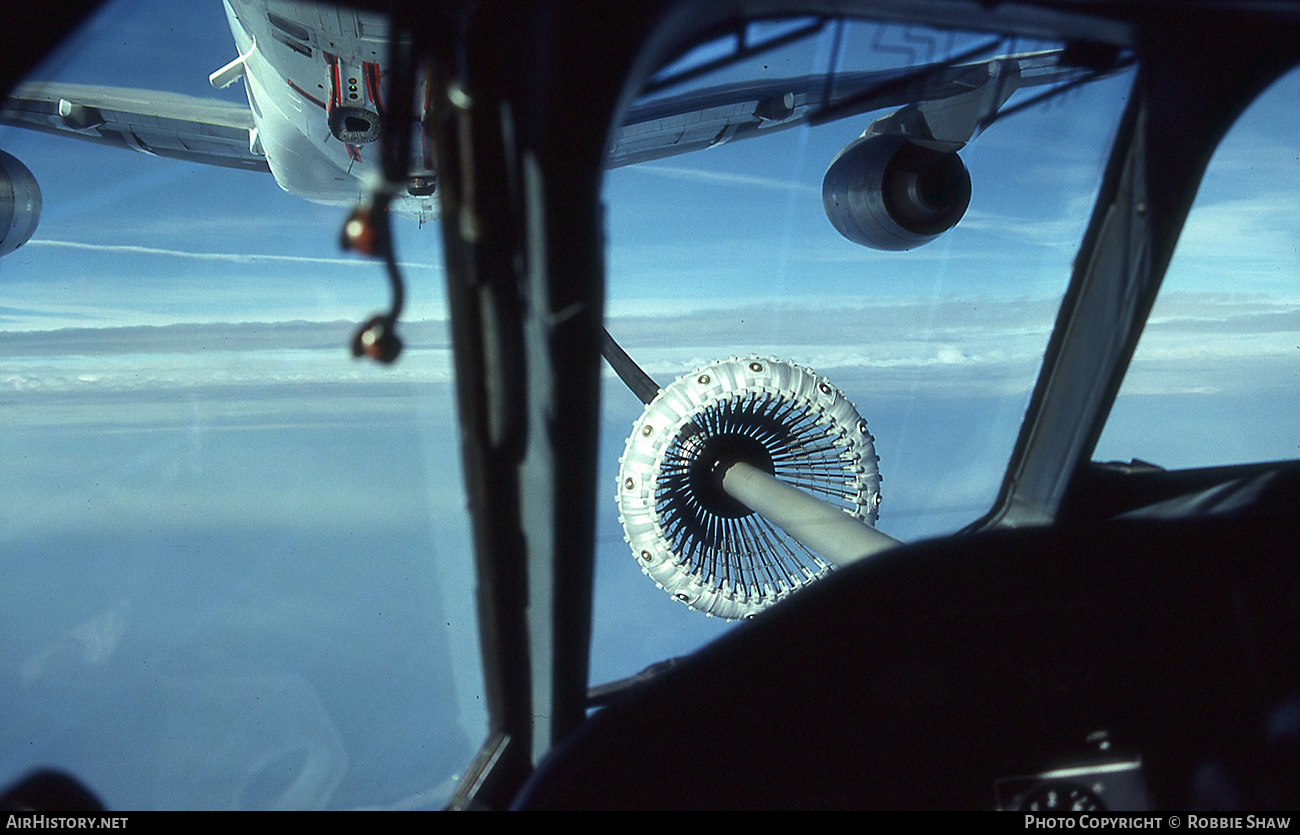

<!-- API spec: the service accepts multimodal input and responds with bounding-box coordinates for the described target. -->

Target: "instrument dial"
[1021,781,1106,812]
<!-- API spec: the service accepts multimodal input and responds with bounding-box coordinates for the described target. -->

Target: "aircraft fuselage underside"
[222,0,437,218]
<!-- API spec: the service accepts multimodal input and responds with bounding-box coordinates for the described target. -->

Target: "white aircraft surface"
[0,0,1098,257]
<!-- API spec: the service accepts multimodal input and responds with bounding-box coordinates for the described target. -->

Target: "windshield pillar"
[421,0,661,808]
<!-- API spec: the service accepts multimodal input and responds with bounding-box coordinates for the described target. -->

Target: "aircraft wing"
[0,50,1092,182]
[610,49,1089,167]
[0,81,270,173]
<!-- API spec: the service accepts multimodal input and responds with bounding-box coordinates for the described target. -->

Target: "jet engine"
[0,150,41,257]
[821,133,971,251]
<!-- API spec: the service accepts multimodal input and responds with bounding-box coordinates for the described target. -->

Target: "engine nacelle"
[0,150,41,257]
[822,133,971,251]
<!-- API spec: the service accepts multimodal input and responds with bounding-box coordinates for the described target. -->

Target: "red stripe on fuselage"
[324,52,342,111]
[362,62,384,115]
[287,79,327,109]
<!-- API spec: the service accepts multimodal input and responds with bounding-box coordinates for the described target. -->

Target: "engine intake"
[0,150,41,257]
[822,133,971,251]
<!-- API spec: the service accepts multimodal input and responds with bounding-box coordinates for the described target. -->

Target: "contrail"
[634,164,821,195]
[27,239,442,270]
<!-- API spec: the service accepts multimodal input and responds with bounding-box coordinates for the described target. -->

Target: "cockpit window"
[0,0,482,810]
[594,18,1135,680]
[1094,67,1300,470]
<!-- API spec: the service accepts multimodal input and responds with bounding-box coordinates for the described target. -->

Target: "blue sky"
[2,0,1298,810]
[0,0,446,329]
